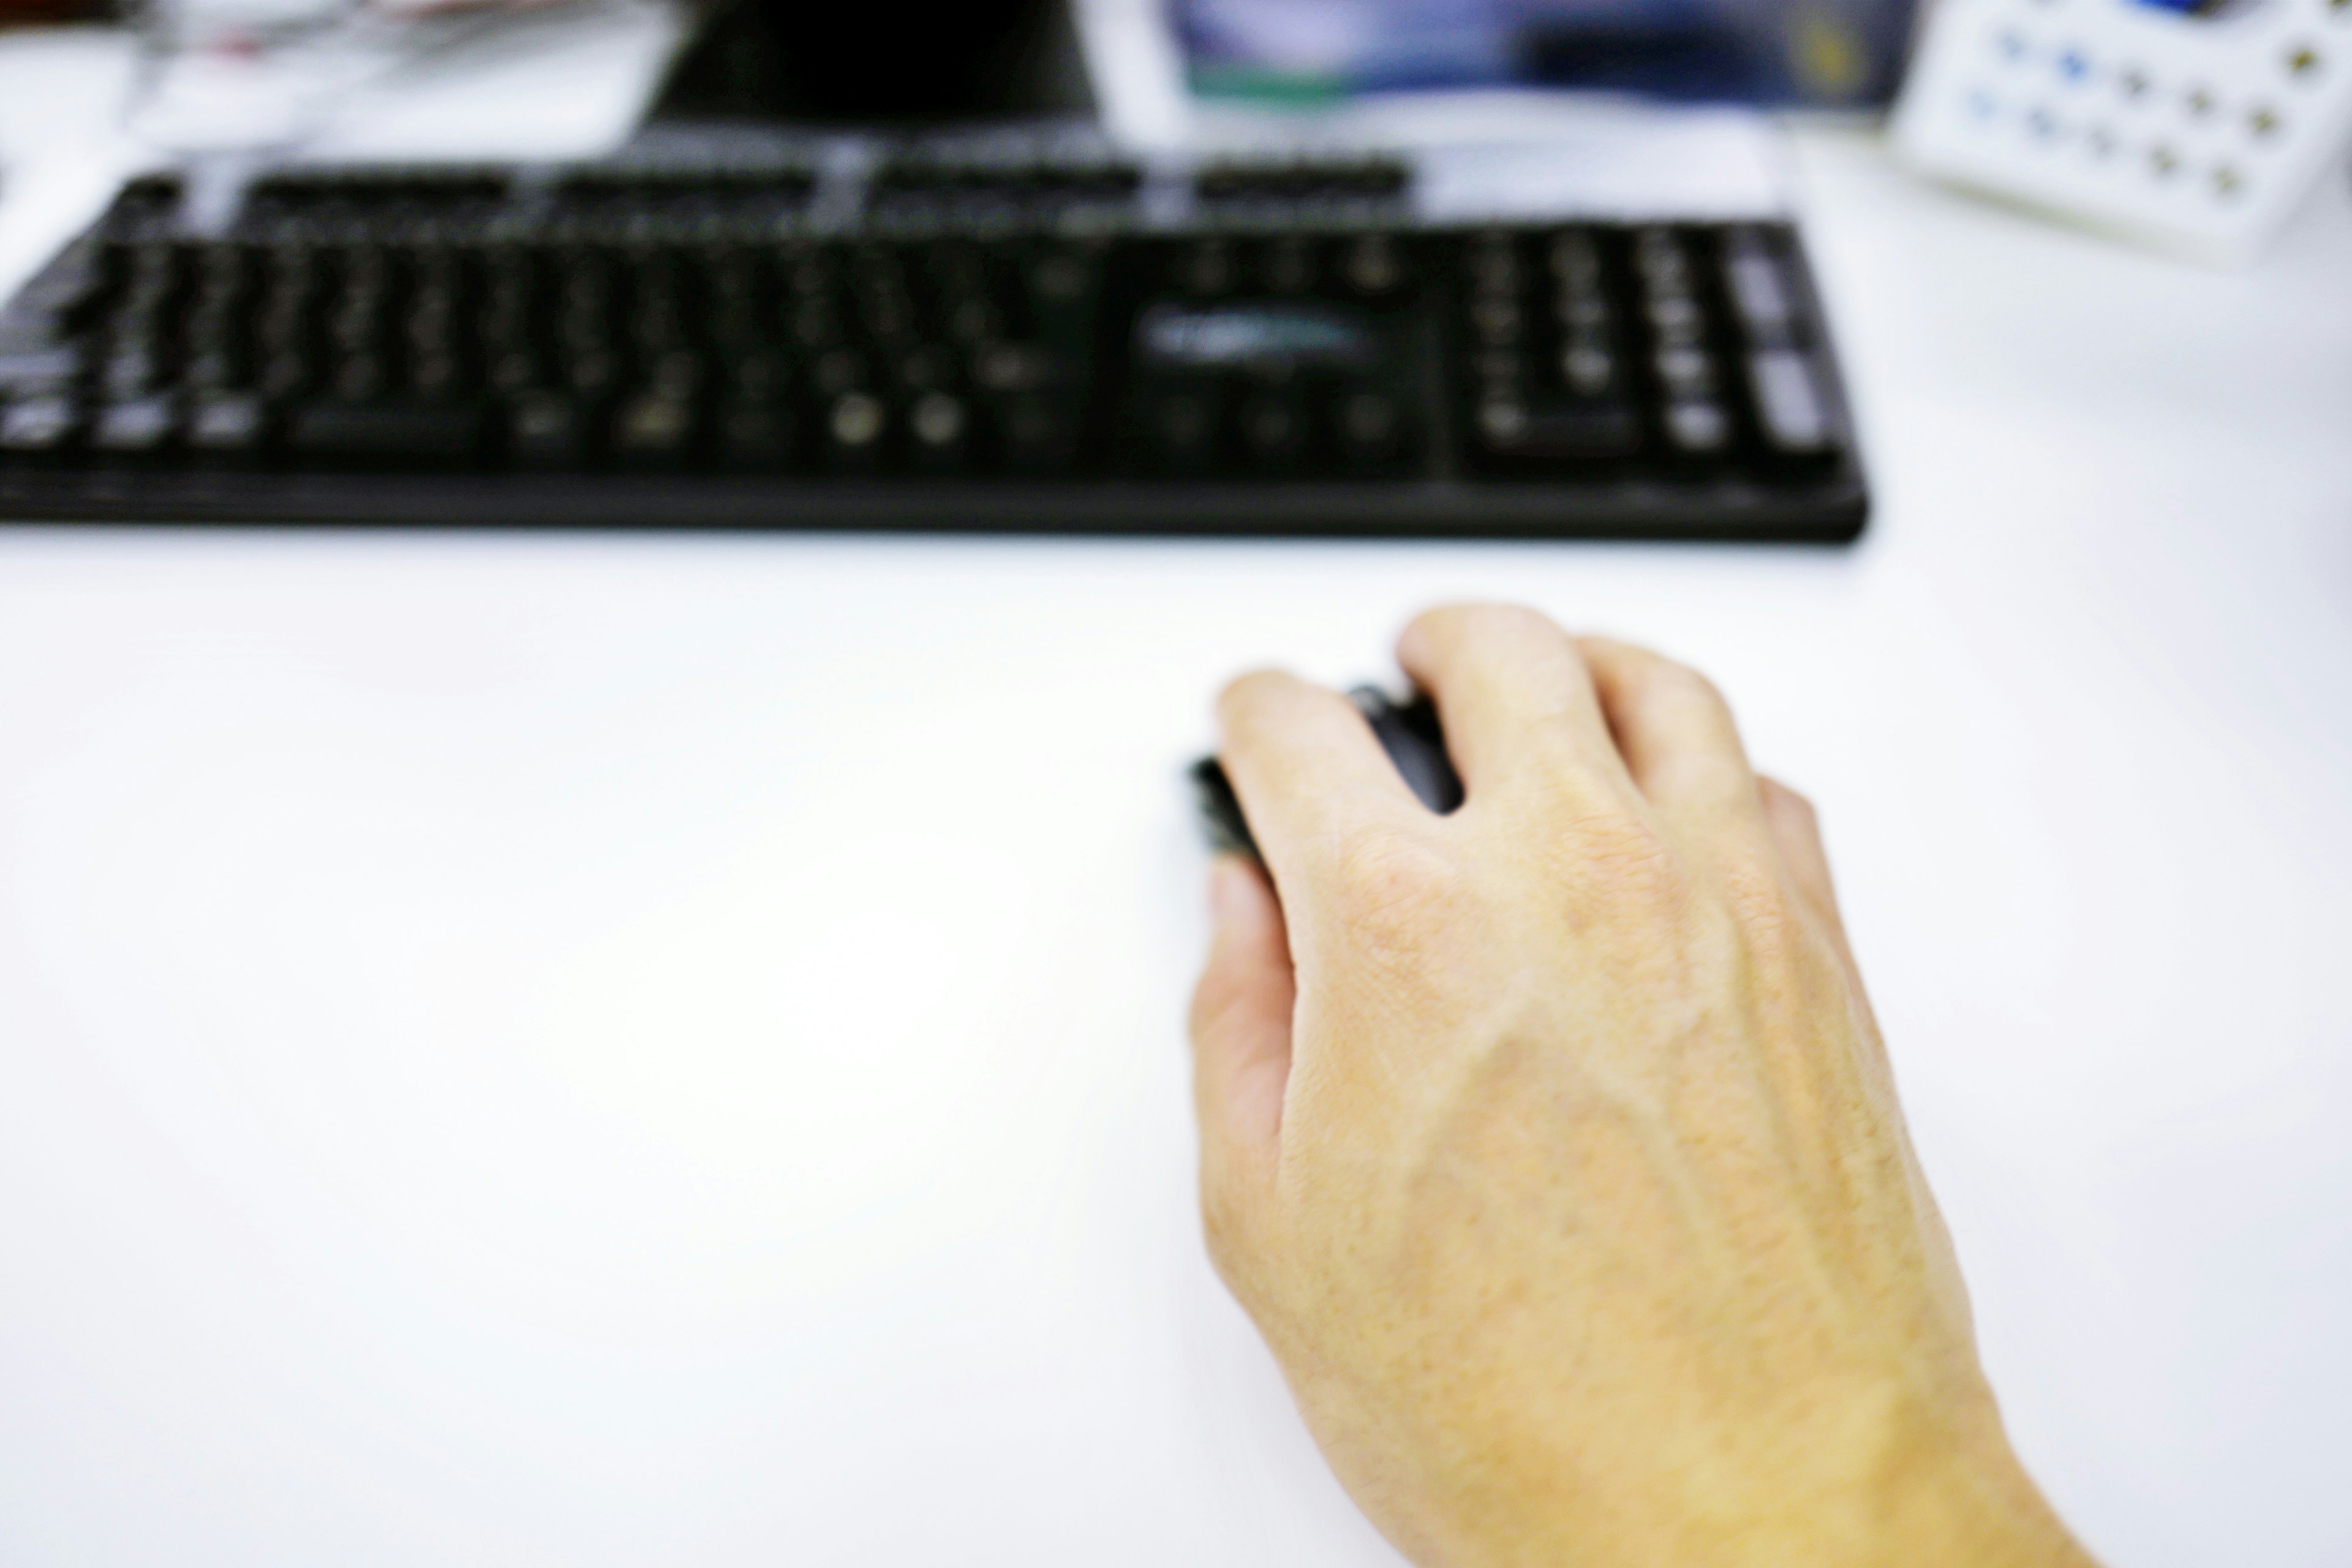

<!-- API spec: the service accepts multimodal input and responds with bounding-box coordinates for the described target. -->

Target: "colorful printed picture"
[1175,0,1923,107]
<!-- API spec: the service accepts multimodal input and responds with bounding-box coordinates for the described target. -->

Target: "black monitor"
[649,0,1094,126]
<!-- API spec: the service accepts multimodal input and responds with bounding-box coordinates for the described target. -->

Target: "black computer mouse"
[1192,687,1463,859]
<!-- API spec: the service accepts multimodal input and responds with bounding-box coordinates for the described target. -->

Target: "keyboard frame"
[0,136,1869,543]
[0,467,1865,540]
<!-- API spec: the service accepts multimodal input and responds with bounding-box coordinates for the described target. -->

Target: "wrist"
[1720,1383,2097,1568]
[1436,1378,2096,1568]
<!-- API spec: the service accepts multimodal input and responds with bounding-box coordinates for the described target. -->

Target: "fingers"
[1395,605,1630,804]
[1575,636,1770,848]
[1189,855,1294,1253]
[1757,775,1846,943]
[1218,668,1423,891]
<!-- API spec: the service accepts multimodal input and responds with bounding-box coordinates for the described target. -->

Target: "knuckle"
[1761,775,1819,823]
[1545,806,1683,908]
[1590,821,1681,902]
[1717,851,1812,948]
[1324,829,1479,989]
[1574,631,1654,676]
[1330,828,1464,929]
[1641,657,1731,720]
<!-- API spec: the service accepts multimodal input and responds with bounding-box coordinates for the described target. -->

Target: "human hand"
[1190,605,2094,1568]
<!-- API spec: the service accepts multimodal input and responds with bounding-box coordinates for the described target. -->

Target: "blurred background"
[1177,0,1915,105]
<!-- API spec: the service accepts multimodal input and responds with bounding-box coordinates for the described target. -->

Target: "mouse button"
[1191,756,1257,858]
[1382,729,1458,815]
[1365,693,1463,815]
[1394,699,1463,811]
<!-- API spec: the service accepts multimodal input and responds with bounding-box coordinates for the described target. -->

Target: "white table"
[2,29,2350,1567]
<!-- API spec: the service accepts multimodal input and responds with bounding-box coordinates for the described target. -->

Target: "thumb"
[1757,775,1847,948]
[1188,855,1294,1245]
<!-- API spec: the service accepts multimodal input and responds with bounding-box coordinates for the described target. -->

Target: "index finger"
[1396,603,1634,809]
[1217,669,1425,892]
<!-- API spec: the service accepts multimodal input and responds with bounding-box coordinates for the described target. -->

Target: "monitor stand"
[646,0,1095,127]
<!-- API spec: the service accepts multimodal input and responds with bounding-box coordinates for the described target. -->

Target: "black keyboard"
[0,143,1866,540]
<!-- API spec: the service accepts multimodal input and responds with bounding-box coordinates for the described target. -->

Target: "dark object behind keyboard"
[0,148,1866,540]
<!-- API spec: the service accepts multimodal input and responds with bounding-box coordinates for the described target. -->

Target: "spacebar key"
[1478,399,1638,459]
[290,401,488,466]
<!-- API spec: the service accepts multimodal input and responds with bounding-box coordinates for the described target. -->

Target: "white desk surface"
[2,28,2350,1568]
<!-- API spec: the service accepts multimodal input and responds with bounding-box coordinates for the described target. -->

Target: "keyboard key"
[1547,231,1602,290]
[1473,349,1524,393]
[644,350,706,398]
[1340,233,1404,296]
[718,398,795,470]
[1466,236,1521,295]
[1654,346,1714,398]
[508,391,587,468]
[1747,350,1838,453]
[971,342,1059,395]
[730,350,790,399]
[1175,241,1237,298]
[1025,246,1102,347]
[1260,237,1317,294]
[92,395,180,454]
[1561,344,1614,398]
[907,391,968,471]
[262,349,317,400]
[1632,228,1688,285]
[1,393,79,454]
[862,290,920,347]
[939,293,998,344]
[103,337,164,398]
[826,391,888,468]
[894,345,957,394]
[411,351,464,400]
[182,306,243,390]
[1476,397,1638,461]
[488,349,541,394]
[1469,294,1523,348]
[999,391,1077,474]
[188,392,266,459]
[1238,388,1306,470]
[612,390,698,467]
[1645,293,1703,339]
[0,345,83,393]
[815,348,872,399]
[1144,385,1220,473]
[1136,301,1381,378]
[1476,396,1525,445]
[1665,399,1730,453]
[1335,389,1406,470]
[290,400,489,466]
[1722,234,1797,347]
[1556,293,1612,332]
[334,355,390,403]
[565,349,621,397]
